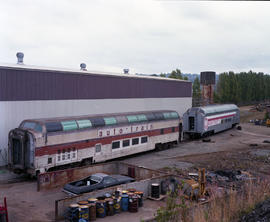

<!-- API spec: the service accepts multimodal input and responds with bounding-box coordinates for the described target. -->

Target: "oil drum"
[96,200,106,218]
[113,197,121,214]
[128,194,138,213]
[78,200,89,205]
[87,203,96,221]
[151,183,160,199]
[67,203,79,222]
[79,205,89,222]
[135,191,144,207]
[105,198,114,216]
[87,198,97,204]
[121,193,129,212]
[127,188,136,193]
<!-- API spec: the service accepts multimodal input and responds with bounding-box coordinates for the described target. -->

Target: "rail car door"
[8,129,27,170]
[94,143,102,161]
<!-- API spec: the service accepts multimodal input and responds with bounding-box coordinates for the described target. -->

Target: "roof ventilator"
[16,52,24,64]
[123,68,129,74]
[80,63,87,71]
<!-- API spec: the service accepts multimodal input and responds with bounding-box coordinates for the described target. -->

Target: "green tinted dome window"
[77,119,92,129]
[61,121,78,131]
[127,115,138,123]
[170,112,179,118]
[137,114,147,122]
[104,117,117,125]
[163,112,179,119]
[163,112,171,119]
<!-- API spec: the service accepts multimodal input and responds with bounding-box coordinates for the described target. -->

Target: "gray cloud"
[0,0,269,74]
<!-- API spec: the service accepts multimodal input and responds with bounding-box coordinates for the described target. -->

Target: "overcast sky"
[0,0,269,74]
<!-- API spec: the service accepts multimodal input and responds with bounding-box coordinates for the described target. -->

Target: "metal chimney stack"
[80,63,87,71]
[123,68,129,74]
[16,52,24,64]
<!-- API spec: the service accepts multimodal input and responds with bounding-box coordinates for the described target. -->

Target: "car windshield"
[90,175,102,183]
[103,176,117,184]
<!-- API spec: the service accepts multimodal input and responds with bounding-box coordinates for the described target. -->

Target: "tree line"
[215,71,270,105]
[160,69,270,106]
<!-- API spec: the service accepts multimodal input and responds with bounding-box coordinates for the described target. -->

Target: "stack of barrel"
[66,189,144,221]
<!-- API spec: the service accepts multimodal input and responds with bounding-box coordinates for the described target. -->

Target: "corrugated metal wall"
[0,67,191,101]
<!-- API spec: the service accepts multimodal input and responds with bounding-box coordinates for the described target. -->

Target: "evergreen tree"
[192,77,201,107]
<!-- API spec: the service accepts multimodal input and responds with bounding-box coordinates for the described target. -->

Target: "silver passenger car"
[183,104,240,138]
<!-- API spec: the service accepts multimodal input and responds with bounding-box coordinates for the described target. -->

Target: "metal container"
[113,197,121,214]
[121,193,129,212]
[79,205,89,222]
[96,200,106,218]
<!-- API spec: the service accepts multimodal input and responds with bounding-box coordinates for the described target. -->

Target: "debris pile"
[240,198,270,222]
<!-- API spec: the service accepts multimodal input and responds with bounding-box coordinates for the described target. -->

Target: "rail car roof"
[19,110,180,133]
[191,104,238,115]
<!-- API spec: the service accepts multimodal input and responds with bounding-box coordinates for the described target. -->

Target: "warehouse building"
[0,57,192,166]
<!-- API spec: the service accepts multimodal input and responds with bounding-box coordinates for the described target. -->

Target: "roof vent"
[16,52,24,64]
[123,68,129,74]
[80,63,87,71]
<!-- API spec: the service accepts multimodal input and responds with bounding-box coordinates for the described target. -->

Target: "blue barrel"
[96,200,106,218]
[121,194,129,212]
[79,205,89,222]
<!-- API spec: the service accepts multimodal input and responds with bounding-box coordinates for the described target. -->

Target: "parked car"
[63,173,135,195]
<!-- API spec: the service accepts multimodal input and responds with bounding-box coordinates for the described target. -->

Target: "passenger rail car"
[183,104,240,138]
[8,110,182,175]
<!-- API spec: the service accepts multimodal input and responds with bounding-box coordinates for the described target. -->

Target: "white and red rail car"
[8,110,182,175]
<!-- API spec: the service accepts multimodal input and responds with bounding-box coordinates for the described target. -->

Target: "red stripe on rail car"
[207,113,235,121]
[35,127,178,156]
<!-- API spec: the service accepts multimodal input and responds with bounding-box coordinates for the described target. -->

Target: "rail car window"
[34,124,42,132]
[61,121,78,131]
[45,122,63,132]
[21,122,43,132]
[170,112,179,119]
[112,141,120,149]
[160,129,164,134]
[145,113,156,121]
[137,115,147,122]
[57,150,61,162]
[127,115,138,123]
[132,138,139,145]
[67,148,71,159]
[77,119,92,129]
[95,144,101,152]
[141,136,148,143]
[163,112,172,119]
[48,157,52,164]
[115,116,128,124]
[22,121,36,129]
[104,117,117,125]
[90,118,105,127]
[123,139,130,147]
[154,112,165,120]
[172,127,175,132]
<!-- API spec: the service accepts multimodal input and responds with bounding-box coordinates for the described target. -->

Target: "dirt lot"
[0,107,269,222]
